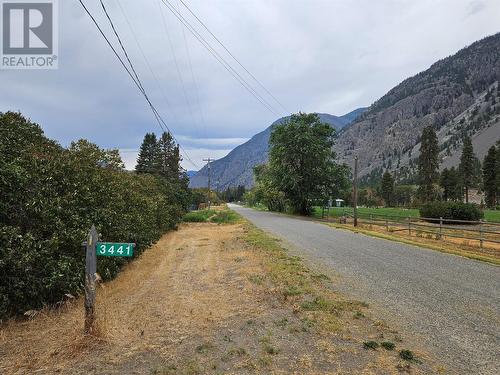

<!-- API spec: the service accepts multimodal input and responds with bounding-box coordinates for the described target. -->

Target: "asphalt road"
[229,204,500,374]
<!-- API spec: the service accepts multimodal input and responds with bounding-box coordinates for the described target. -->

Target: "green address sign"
[96,242,135,257]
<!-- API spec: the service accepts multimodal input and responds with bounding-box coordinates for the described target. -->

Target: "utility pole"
[353,156,358,227]
[203,158,213,209]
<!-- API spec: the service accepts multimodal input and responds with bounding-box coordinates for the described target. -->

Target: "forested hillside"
[337,32,500,182]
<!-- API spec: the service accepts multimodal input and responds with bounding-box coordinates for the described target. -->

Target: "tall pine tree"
[440,167,461,201]
[417,126,439,202]
[158,131,181,181]
[459,136,475,203]
[380,170,394,207]
[483,145,497,208]
[135,133,160,174]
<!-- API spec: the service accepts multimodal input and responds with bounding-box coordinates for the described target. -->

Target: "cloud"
[2,0,500,171]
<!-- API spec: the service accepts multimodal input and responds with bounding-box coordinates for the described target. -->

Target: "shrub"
[0,112,188,320]
[419,201,483,222]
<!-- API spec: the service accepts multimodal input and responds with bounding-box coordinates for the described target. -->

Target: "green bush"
[419,201,483,222]
[210,210,240,224]
[182,210,216,222]
[0,112,188,320]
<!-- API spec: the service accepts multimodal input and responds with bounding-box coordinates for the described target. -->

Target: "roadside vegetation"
[183,208,240,224]
[0,112,190,321]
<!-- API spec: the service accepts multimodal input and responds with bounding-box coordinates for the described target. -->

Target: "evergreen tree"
[497,141,500,206]
[483,145,497,208]
[440,168,451,201]
[135,133,159,174]
[440,167,460,201]
[417,126,439,202]
[158,131,181,181]
[380,170,394,207]
[458,136,476,203]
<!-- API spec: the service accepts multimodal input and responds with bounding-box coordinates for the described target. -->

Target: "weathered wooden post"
[407,216,411,236]
[479,220,484,249]
[439,217,443,240]
[84,225,98,334]
[385,217,389,232]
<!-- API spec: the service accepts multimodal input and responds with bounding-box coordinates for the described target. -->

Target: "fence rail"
[320,208,500,249]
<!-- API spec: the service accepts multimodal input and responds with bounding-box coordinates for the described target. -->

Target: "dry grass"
[1,220,440,374]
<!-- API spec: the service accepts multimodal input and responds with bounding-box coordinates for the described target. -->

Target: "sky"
[1,0,500,171]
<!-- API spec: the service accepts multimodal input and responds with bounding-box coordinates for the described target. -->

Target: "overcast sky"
[2,0,500,170]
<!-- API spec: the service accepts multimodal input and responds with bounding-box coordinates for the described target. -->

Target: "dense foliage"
[0,112,189,320]
[419,202,483,222]
[482,146,497,208]
[266,113,349,215]
[246,113,349,214]
[417,126,439,202]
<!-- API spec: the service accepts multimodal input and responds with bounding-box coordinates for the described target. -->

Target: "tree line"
[0,112,189,320]
[380,125,499,208]
[244,113,499,215]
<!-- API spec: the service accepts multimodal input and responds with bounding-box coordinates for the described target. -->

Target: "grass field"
[313,206,500,223]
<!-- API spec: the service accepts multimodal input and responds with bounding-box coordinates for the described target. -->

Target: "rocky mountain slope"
[337,32,500,182]
[189,110,366,189]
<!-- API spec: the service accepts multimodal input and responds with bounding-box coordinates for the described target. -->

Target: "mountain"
[336,33,500,182]
[189,110,367,189]
[186,170,197,178]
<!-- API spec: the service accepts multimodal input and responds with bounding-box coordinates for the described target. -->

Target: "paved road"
[229,204,500,374]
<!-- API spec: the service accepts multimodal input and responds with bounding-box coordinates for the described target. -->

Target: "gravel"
[229,204,500,374]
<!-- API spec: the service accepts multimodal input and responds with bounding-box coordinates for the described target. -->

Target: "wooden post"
[385,218,389,232]
[408,217,411,236]
[479,220,484,249]
[84,225,98,334]
[353,156,358,227]
[439,217,443,239]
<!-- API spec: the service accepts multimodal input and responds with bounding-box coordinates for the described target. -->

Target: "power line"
[77,0,199,169]
[177,0,289,114]
[175,0,207,133]
[159,0,281,116]
[157,0,200,132]
[115,0,180,125]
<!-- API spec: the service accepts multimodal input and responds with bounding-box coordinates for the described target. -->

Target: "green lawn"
[313,206,500,223]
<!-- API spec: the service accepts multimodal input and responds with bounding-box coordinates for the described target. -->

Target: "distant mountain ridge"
[189,109,367,189]
[337,33,500,182]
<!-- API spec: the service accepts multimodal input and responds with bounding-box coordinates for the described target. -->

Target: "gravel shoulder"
[229,204,500,375]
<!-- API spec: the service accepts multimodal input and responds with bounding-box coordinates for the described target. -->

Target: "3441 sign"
[96,242,134,257]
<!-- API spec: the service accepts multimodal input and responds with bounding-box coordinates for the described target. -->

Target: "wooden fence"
[320,208,500,249]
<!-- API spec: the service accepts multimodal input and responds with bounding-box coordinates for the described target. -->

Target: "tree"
[268,113,349,215]
[158,131,181,181]
[380,170,394,207]
[440,167,461,201]
[252,164,286,212]
[458,136,475,203]
[135,133,159,174]
[417,126,439,202]
[497,141,500,206]
[483,145,497,208]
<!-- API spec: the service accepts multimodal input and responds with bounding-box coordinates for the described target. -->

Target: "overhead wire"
[159,0,281,116]
[77,0,200,169]
[177,0,289,114]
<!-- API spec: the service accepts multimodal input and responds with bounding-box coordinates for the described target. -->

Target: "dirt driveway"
[0,222,438,374]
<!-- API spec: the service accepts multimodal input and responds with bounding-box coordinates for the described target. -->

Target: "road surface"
[230,204,500,374]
